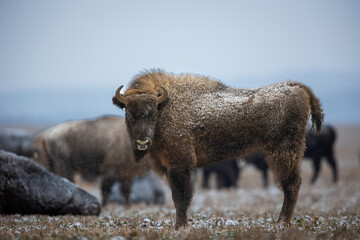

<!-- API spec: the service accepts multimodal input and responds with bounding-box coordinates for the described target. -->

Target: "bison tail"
[294,82,324,133]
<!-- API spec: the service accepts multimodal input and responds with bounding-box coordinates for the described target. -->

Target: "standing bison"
[30,116,151,205]
[0,128,34,157]
[0,150,100,215]
[106,172,166,205]
[112,70,324,228]
[305,124,337,184]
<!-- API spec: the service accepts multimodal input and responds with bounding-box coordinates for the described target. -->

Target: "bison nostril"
[136,139,150,145]
[136,139,151,151]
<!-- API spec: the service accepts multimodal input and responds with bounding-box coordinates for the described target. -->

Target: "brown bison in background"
[0,150,100,215]
[112,70,324,228]
[30,115,151,205]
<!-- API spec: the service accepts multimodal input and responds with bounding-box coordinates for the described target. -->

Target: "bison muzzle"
[115,85,168,161]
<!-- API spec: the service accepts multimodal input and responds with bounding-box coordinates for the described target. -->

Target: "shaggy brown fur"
[243,125,338,186]
[113,70,324,229]
[30,116,151,205]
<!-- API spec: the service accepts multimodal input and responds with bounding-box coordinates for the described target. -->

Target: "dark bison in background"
[201,159,240,189]
[0,150,100,215]
[106,172,166,205]
[305,124,338,183]
[203,125,337,188]
[0,128,34,157]
[201,151,269,189]
[30,115,152,206]
[112,70,324,228]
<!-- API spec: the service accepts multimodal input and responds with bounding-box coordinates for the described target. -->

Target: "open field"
[1,125,360,239]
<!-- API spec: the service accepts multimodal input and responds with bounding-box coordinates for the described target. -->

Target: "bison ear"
[157,86,169,110]
[157,97,168,110]
[112,96,125,109]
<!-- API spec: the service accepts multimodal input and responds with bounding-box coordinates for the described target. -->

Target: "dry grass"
[1,125,360,239]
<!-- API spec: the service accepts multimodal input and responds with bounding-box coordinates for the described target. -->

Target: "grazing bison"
[240,150,271,187]
[0,128,34,157]
[112,70,324,228]
[201,159,240,189]
[201,152,269,189]
[30,116,151,206]
[201,151,273,189]
[106,172,166,205]
[0,150,100,215]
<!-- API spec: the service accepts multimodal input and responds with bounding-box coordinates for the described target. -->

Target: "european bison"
[106,172,166,205]
[113,70,324,228]
[240,150,271,187]
[0,150,100,215]
[240,125,338,186]
[201,159,240,189]
[305,124,337,183]
[0,128,34,157]
[30,116,151,205]
[201,152,269,189]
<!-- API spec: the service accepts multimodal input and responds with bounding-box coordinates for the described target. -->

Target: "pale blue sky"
[0,0,359,124]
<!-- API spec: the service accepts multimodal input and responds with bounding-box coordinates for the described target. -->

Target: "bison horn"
[157,87,168,104]
[115,85,128,106]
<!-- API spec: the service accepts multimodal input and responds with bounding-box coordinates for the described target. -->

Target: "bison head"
[112,85,168,161]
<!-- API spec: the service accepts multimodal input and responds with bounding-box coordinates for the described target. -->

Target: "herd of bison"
[0,71,350,232]
[0,117,337,216]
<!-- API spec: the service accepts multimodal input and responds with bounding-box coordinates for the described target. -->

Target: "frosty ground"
[1,125,360,239]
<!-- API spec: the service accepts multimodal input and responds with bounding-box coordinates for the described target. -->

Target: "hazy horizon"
[1,1,359,126]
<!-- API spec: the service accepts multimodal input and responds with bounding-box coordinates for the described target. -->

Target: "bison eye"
[126,112,134,123]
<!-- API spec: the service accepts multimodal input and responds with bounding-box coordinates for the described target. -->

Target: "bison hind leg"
[266,150,302,225]
[325,151,338,183]
[277,166,302,224]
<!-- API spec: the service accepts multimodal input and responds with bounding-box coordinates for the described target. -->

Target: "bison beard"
[112,70,324,229]
[134,149,148,161]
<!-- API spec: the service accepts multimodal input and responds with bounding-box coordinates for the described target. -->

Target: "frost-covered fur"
[30,116,151,205]
[0,150,100,215]
[113,70,324,229]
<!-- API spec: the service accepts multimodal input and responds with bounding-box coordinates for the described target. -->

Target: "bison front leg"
[101,175,116,206]
[120,178,133,206]
[169,166,193,229]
